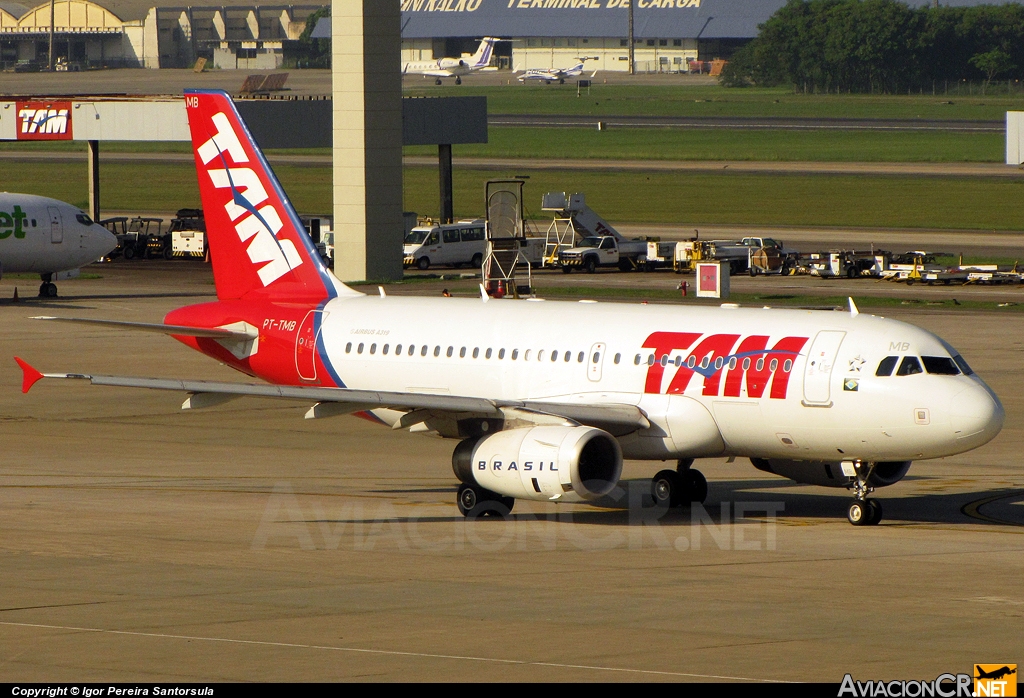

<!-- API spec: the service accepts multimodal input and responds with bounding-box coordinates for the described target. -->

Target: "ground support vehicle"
[743,237,801,276]
[100,217,162,260]
[169,209,207,259]
[558,235,652,273]
[672,237,790,275]
[404,219,487,270]
[805,250,890,279]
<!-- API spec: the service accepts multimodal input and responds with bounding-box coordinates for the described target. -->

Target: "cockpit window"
[896,356,923,376]
[76,213,93,226]
[875,356,898,376]
[952,354,974,376]
[922,356,960,375]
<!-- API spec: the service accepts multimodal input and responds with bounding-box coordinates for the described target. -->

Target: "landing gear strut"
[847,460,882,526]
[651,458,708,508]
[38,274,57,298]
[457,483,514,519]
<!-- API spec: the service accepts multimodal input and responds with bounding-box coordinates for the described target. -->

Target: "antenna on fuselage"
[848,297,859,316]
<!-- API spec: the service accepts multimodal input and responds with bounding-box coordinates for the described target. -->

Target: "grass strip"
[404,167,1024,231]
[405,127,1004,163]
[405,84,1024,121]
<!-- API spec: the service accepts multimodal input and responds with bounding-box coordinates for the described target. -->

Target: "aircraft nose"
[950,383,1004,447]
[89,226,118,259]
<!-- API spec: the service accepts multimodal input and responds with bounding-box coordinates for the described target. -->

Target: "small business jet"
[0,193,116,297]
[15,90,1004,526]
[518,56,599,84]
[403,37,497,85]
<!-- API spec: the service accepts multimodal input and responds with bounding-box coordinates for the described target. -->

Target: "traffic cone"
[12,287,18,302]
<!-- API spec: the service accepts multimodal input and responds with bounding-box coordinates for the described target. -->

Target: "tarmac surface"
[1,262,1022,682]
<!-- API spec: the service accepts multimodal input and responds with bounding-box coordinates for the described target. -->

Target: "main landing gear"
[651,458,708,508]
[847,460,883,526]
[457,483,514,519]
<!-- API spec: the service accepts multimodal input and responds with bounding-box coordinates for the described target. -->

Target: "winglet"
[14,357,44,394]
[848,297,859,316]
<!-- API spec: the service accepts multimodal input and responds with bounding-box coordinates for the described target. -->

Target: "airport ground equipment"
[541,191,626,267]
[170,209,206,258]
[102,216,162,260]
[672,236,792,275]
[143,218,173,259]
[805,249,892,279]
[483,180,533,296]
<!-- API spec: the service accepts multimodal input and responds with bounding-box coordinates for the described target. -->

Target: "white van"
[403,219,486,270]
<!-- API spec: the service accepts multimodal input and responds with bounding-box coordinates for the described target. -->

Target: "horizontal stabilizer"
[31,316,257,340]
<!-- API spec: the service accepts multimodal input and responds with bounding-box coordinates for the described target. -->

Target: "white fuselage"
[308,296,1003,463]
[0,193,116,276]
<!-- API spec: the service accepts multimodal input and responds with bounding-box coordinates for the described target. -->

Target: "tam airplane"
[16,90,1005,526]
[403,37,497,84]
[518,56,598,84]
[0,193,116,297]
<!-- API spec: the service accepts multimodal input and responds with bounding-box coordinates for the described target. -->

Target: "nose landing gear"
[847,461,882,526]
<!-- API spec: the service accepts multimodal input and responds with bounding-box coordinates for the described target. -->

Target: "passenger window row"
[633,353,793,373]
[343,342,624,365]
[876,355,964,377]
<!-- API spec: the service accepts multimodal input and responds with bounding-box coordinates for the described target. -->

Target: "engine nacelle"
[453,426,622,503]
[750,458,911,488]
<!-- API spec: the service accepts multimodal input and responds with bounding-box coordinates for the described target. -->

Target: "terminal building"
[0,0,321,69]
[399,0,789,73]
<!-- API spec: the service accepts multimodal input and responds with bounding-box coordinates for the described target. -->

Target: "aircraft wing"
[15,358,651,436]
[418,69,455,78]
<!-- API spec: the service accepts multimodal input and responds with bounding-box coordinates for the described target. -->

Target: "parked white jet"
[403,37,497,85]
[16,90,1005,526]
[0,193,116,297]
[518,56,599,84]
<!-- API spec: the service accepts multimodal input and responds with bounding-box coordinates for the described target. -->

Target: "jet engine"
[453,426,622,503]
[750,458,911,488]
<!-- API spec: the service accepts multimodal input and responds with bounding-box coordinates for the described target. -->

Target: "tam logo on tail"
[184,89,336,302]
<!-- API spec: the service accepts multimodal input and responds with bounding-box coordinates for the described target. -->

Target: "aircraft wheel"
[435,78,442,85]
[457,484,513,519]
[416,257,430,270]
[455,77,462,85]
[39,282,57,297]
[651,469,681,508]
[867,499,883,525]
[847,500,871,526]
[683,469,708,504]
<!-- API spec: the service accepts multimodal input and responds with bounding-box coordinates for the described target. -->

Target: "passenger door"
[48,206,62,244]
[802,330,846,406]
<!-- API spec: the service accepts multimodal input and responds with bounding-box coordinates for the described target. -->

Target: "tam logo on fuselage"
[196,111,302,286]
[642,331,809,399]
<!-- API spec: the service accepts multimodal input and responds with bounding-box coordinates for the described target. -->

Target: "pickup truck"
[558,236,651,273]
